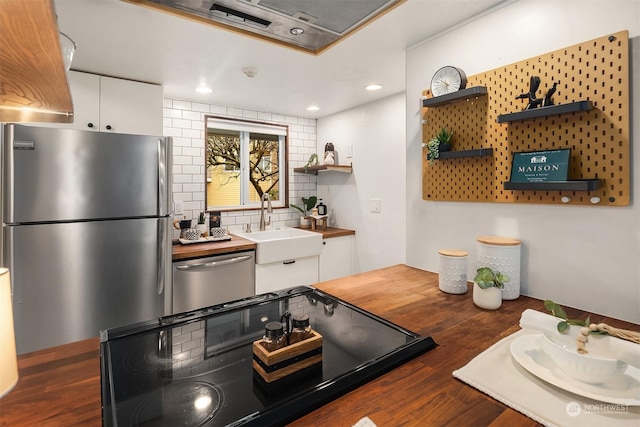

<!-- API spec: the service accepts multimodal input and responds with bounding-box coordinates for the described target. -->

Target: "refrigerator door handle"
[157,219,167,296]
[157,137,170,216]
[2,124,16,224]
[175,255,253,271]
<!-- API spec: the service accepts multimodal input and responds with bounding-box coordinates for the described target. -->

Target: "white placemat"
[453,329,640,426]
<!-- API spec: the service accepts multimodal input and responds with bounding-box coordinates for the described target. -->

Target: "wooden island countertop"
[0,265,636,426]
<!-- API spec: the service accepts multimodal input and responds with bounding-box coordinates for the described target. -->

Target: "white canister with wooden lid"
[476,236,521,300]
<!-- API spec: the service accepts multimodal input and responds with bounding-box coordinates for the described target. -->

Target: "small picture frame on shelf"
[510,149,570,183]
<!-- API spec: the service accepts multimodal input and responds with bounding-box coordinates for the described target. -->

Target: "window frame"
[205,116,289,211]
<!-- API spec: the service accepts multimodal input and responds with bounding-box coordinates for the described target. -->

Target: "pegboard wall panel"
[422,30,630,206]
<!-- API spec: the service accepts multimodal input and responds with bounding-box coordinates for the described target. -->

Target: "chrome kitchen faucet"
[259,193,272,231]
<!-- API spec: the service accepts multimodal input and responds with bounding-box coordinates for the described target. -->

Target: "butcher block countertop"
[172,227,355,260]
[0,265,636,426]
[172,234,257,260]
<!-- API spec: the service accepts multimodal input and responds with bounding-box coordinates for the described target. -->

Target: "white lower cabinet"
[255,255,319,294]
[319,235,354,282]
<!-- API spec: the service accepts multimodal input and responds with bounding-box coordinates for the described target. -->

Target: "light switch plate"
[174,201,184,215]
[370,198,381,213]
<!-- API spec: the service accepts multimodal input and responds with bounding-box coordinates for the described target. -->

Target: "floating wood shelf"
[293,164,352,175]
[0,0,74,123]
[422,86,488,108]
[497,101,593,124]
[503,179,603,192]
[435,148,493,160]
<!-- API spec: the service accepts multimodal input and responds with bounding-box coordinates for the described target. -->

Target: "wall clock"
[430,66,467,97]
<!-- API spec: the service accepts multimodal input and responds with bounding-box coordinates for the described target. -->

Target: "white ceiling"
[54,0,509,119]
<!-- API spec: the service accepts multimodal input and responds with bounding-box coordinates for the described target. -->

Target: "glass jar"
[262,322,286,352]
[289,314,312,344]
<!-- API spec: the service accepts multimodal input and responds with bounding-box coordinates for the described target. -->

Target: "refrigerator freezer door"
[2,124,170,223]
[5,217,170,354]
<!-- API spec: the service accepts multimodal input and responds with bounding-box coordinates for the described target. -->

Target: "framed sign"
[510,149,570,183]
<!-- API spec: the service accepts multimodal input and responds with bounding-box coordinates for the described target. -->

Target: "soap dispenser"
[317,199,327,216]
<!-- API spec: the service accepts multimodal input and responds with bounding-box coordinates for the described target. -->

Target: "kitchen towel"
[453,328,640,427]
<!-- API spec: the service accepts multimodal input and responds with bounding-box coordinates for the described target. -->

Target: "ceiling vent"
[124,0,405,54]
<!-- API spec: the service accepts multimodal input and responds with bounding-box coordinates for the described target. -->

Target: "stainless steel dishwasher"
[172,250,255,313]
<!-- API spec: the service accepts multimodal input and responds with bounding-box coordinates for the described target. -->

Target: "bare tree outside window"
[206,130,280,206]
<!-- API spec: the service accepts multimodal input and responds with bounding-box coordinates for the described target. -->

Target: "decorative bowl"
[185,229,201,240]
[210,227,228,238]
[540,328,628,384]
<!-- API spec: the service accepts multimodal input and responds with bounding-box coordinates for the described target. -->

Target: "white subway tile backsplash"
[183,129,201,139]
[173,156,194,166]
[242,110,258,120]
[226,107,243,117]
[192,156,205,166]
[209,105,227,115]
[182,147,201,157]
[172,100,193,110]
[182,111,202,121]
[182,165,201,175]
[173,174,194,183]
[171,137,192,146]
[164,128,183,138]
[163,108,182,119]
[165,98,316,229]
[191,103,210,113]
[182,183,202,192]
[171,118,192,129]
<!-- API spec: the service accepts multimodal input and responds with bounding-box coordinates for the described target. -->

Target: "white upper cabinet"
[60,71,163,136]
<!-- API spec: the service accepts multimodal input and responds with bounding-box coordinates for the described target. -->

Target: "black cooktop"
[100,286,437,426]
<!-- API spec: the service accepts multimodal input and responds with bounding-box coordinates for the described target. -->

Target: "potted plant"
[196,211,208,237]
[291,196,317,229]
[472,267,509,310]
[425,127,454,166]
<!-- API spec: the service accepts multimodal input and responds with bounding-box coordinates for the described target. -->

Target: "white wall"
[163,99,318,235]
[317,93,406,273]
[406,0,640,323]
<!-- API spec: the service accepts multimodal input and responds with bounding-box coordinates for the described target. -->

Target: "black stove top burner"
[100,286,437,426]
[133,381,224,427]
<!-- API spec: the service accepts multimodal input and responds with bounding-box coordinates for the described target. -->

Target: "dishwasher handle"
[176,255,253,271]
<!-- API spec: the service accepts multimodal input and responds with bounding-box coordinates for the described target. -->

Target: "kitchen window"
[205,116,288,210]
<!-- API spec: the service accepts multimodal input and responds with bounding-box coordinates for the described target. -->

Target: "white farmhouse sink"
[234,227,322,264]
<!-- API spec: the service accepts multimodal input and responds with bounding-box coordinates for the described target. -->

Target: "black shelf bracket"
[497,100,593,123]
[422,86,488,108]
[504,179,603,192]
[436,148,493,160]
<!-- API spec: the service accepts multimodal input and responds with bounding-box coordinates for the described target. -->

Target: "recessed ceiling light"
[306,105,319,111]
[365,84,383,91]
[195,86,212,94]
[289,27,304,36]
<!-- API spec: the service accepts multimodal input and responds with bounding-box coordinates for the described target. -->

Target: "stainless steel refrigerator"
[1,124,172,354]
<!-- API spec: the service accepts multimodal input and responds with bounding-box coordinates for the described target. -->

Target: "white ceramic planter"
[472,283,502,310]
[476,236,521,300]
[196,223,208,237]
[299,217,311,229]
